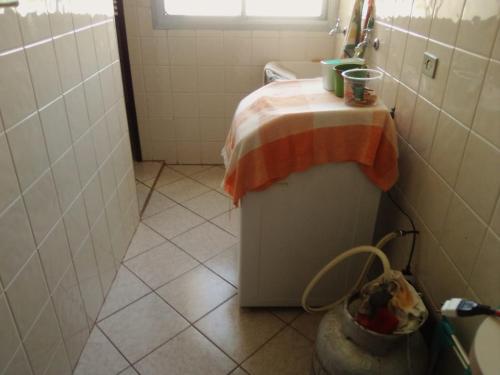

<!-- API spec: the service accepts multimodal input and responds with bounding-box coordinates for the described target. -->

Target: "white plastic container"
[341,68,383,107]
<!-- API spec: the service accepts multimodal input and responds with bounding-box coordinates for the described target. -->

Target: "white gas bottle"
[303,232,429,375]
[312,303,428,375]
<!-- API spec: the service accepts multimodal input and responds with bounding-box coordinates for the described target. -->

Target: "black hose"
[387,191,418,275]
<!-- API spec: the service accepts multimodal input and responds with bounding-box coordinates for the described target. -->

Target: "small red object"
[356,307,399,334]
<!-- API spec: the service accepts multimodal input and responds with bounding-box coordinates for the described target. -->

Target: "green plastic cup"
[333,63,365,97]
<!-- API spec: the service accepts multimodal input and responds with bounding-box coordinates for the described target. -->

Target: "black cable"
[387,191,418,275]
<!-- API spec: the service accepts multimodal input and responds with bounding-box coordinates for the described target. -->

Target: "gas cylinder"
[312,303,428,375]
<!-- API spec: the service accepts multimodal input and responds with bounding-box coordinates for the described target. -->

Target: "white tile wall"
[368,0,500,352]
[123,1,337,163]
[0,0,138,373]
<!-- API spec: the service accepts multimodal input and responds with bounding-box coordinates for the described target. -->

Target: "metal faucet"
[328,18,344,35]
[353,27,373,58]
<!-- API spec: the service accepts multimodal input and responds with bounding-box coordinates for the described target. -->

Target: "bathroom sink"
[264,61,322,82]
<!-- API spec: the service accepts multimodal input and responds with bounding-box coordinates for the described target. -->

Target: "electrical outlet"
[422,52,438,78]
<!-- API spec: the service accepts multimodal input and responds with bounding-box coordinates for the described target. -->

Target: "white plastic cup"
[341,68,383,107]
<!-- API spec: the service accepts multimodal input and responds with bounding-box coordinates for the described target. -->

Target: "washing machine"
[238,162,381,307]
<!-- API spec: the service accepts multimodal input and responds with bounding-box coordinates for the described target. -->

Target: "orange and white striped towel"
[222,78,398,204]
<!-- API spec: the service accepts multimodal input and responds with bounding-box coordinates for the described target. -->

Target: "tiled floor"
[74,162,321,375]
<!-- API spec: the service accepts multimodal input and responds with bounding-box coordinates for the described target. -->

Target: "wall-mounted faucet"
[328,18,345,36]
[353,27,373,58]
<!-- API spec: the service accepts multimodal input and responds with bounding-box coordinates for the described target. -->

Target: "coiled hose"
[301,231,400,313]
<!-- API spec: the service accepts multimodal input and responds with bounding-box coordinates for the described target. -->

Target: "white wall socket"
[422,52,438,79]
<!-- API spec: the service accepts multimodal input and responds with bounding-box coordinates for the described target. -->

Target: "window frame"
[151,0,338,31]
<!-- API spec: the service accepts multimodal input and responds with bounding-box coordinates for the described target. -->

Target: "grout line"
[95,323,137,370]
[79,192,140,339]
[200,266,238,290]
[141,211,207,240]
[4,93,127,224]
[125,217,237,287]
[201,251,239,289]
[239,322,289,366]
[98,282,195,366]
[131,324,194,367]
[139,161,165,217]
[96,286,155,324]
[268,309,303,325]
[152,181,212,204]
[133,165,239,275]
[2,344,32,375]
[120,236,170,263]
[141,170,234,225]
[97,288,155,324]
[122,251,201,292]
[208,215,240,239]
[188,325,239,370]
[40,339,67,375]
[188,289,238,325]
[1,245,40,291]
[136,217,238,284]
[150,293,240,369]
[4,59,121,135]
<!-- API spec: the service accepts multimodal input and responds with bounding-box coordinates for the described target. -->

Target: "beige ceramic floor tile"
[74,328,129,375]
[191,166,226,190]
[134,162,162,182]
[270,308,303,323]
[168,164,213,176]
[156,178,210,203]
[3,346,33,374]
[65,328,90,368]
[184,190,232,219]
[211,208,240,237]
[205,244,239,286]
[143,167,183,188]
[136,182,150,211]
[98,267,151,320]
[119,367,138,374]
[290,312,325,342]
[142,205,205,239]
[125,223,166,261]
[171,222,238,262]
[157,265,237,322]
[135,327,236,375]
[141,191,177,218]
[99,294,189,363]
[230,368,249,374]
[195,296,285,363]
[218,187,230,197]
[125,242,199,289]
[242,327,313,375]
[44,342,72,375]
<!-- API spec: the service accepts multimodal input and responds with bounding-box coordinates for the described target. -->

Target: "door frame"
[114,0,142,161]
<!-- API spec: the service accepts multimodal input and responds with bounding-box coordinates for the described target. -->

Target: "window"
[152,0,335,30]
[164,0,242,17]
